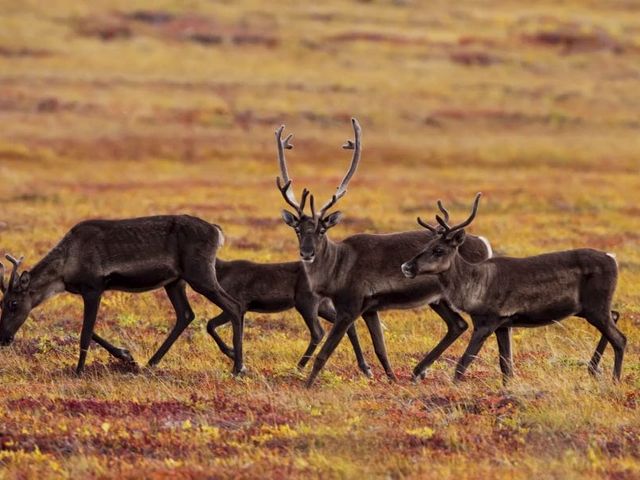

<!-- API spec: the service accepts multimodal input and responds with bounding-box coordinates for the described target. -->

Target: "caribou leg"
[454,314,503,381]
[148,281,195,367]
[92,333,136,364]
[362,311,396,381]
[76,291,102,375]
[305,309,358,387]
[495,327,513,385]
[588,310,619,376]
[412,302,468,381]
[206,311,237,360]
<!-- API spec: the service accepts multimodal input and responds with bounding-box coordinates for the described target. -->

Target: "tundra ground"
[0,1,639,478]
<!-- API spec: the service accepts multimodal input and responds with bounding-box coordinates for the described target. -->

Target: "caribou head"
[0,254,32,345]
[275,118,361,263]
[401,193,482,278]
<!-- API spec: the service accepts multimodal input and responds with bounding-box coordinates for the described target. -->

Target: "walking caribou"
[0,215,245,375]
[207,258,381,377]
[274,118,493,387]
[401,194,626,382]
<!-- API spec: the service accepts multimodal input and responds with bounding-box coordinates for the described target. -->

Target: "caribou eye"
[433,248,445,257]
[8,300,18,312]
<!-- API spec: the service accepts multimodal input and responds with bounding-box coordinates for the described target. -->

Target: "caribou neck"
[28,249,66,308]
[437,253,489,313]
[302,236,343,294]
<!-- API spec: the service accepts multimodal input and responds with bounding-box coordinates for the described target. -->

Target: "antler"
[0,262,5,293]
[435,193,482,237]
[416,216,438,233]
[275,125,304,213]
[5,254,23,289]
[318,117,362,219]
[436,200,450,223]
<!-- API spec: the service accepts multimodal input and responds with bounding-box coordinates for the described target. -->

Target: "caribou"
[207,258,383,377]
[275,118,493,387]
[0,215,245,375]
[401,194,626,383]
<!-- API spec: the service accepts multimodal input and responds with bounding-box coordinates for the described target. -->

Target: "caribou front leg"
[412,302,468,381]
[454,314,503,381]
[76,291,102,375]
[305,306,359,388]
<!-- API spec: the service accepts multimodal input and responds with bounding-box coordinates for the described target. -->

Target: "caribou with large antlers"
[402,194,626,383]
[275,118,494,386]
[0,215,245,375]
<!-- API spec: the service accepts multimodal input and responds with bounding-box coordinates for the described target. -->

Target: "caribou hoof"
[232,365,247,377]
[362,366,374,379]
[411,370,427,383]
[118,349,135,363]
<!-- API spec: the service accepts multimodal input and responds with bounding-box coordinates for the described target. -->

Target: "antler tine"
[275,125,299,209]
[435,215,450,231]
[299,188,310,213]
[446,192,482,233]
[318,194,339,220]
[5,254,23,289]
[319,117,362,217]
[417,216,438,233]
[0,262,5,293]
[436,200,450,223]
[276,178,303,214]
[310,194,316,219]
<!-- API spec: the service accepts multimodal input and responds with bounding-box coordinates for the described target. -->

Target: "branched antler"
[437,200,450,223]
[318,117,362,219]
[417,216,438,233]
[275,125,304,214]
[5,254,23,289]
[435,193,482,237]
[0,262,5,293]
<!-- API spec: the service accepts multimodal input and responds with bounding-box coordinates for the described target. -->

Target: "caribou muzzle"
[401,261,417,279]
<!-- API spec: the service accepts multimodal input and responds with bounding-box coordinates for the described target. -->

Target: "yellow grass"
[0,0,639,478]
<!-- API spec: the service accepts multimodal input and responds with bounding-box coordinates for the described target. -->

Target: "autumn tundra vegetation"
[0,0,639,479]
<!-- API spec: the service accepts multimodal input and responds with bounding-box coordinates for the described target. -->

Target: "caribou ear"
[281,210,299,227]
[448,230,466,248]
[19,271,30,290]
[322,211,343,230]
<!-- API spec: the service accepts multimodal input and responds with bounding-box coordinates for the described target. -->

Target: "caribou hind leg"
[92,333,137,365]
[148,281,195,367]
[206,312,237,360]
[588,310,619,376]
[585,311,626,381]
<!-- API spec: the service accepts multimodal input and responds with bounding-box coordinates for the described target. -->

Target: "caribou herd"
[0,119,627,387]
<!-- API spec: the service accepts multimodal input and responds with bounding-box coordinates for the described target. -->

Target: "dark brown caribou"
[275,118,493,387]
[0,215,245,375]
[401,193,625,383]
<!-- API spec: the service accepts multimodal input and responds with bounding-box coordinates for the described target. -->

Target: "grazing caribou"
[207,258,381,377]
[401,194,626,383]
[0,215,245,375]
[275,118,493,387]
